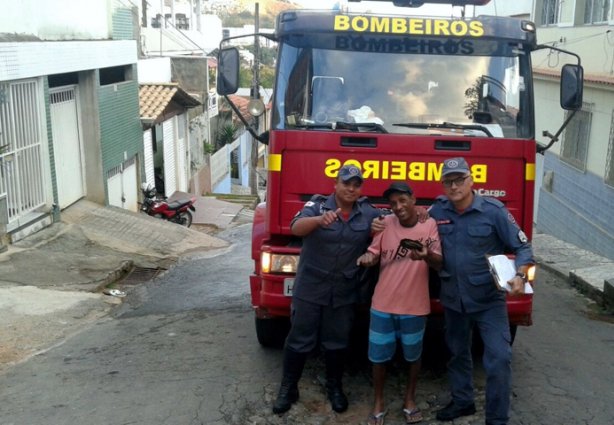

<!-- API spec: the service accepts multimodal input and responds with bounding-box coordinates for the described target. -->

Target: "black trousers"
[285,297,354,353]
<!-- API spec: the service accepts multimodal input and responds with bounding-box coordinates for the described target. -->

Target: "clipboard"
[487,254,533,294]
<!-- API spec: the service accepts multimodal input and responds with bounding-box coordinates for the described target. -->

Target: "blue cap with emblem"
[337,164,364,182]
[442,157,470,177]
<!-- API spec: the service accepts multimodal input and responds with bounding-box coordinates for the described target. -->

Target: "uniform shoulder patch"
[518,230,528,243]
[309,194,327,202]
[304,194,326,208]
[483,196,504,208]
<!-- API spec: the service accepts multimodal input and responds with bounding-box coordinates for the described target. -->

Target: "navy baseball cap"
[383,182,413,199]
[337,164,363,182]
[442,157,470,177]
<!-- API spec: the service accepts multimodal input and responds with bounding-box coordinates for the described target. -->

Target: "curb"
[570,271,605,307]
[534,257,569,282]
[537,258,613,313]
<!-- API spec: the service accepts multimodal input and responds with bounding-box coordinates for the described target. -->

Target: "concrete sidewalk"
[532,231,614,310]
[0,197,244,371]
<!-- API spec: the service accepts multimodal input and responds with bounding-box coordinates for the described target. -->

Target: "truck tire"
[255,317,290,348]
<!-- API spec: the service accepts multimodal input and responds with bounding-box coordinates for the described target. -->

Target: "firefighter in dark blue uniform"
[272,164,381,415]
[429,157,534,425]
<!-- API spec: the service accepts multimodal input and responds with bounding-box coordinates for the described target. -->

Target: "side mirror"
[560,64,583,111]
[217,47,240,95]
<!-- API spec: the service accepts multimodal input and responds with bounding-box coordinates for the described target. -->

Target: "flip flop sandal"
[367,410,387,425]
[403,407,423,424]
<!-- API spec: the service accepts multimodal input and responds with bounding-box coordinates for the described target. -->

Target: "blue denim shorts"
[368,308,426,363]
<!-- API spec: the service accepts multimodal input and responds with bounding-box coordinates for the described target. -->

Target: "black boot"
[325,349,349,413]
[272,349,307,414]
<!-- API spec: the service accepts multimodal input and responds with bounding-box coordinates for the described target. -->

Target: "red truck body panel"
[251,131,535,326]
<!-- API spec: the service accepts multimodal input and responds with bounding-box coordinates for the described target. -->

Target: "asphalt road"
[0,224,612,425]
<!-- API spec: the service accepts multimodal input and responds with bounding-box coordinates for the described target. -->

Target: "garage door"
[50,85,85,209]
[107,156,138,212]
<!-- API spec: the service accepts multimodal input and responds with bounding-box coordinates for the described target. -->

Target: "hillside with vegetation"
[219,0,301,28]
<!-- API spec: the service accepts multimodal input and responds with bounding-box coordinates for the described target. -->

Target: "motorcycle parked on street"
[140,183,196,227]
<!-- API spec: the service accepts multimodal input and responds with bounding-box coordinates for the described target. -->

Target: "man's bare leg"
[403,359,421,410]
[372,362,387,414]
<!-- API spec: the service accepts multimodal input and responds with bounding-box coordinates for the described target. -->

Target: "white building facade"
[0,0,142,243]
[532,0,614,259]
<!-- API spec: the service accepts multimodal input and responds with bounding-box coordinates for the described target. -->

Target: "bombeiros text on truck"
[216,0,584,347]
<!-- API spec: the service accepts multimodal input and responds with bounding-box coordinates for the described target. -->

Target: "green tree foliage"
[239,67,252,88]
[221,9,276,28]
[239,65,274,89]
[244,45,277,66]
[260,66,275,88]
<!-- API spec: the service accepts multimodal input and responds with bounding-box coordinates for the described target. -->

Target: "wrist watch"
[515,272,527,282]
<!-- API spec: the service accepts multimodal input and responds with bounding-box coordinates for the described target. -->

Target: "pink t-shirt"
[368,215,441,316]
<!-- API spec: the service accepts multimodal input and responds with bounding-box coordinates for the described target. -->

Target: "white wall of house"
[0,41,136,81]
[140,15,222,55]
[532,1,614,179]
[1,0,113,40]
[210,132,251,194]
[474,0,533,17]
[137,58,173,83]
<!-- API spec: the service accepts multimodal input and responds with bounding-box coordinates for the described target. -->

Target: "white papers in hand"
[487,255,533,294]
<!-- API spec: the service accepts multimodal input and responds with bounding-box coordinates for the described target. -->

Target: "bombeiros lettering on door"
[324,158,488,183]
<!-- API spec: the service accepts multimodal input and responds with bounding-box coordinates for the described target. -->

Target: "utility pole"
[250,2,260,199]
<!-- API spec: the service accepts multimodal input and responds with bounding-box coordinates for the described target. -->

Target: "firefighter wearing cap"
[429,157,534,425]
[272,164,381,415]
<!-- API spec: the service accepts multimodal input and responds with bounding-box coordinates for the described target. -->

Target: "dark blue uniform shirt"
[429,193,534,313]
[291,193,381,308]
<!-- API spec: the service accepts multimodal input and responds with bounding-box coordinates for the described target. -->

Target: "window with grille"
[541,0,560,25]
[605,110,614,187]
[561,103,592,171]
[584,0,612,24]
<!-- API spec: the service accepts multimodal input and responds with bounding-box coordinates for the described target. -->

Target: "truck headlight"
[527,264,536,282]
[261,252,299,274]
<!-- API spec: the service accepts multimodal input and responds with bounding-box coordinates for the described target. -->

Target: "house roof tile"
[138,83,201,124]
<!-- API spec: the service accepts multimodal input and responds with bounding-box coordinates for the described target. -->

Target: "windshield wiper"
[335,121,388,133]
[392,122,493,138]
[292,121,388,133]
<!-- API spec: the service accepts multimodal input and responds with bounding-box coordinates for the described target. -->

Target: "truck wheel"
[255,317,290,348]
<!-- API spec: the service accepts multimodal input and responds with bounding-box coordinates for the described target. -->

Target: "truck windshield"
[272,43,533,138]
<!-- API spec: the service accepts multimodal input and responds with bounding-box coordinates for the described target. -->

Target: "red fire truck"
[217,0,583,347]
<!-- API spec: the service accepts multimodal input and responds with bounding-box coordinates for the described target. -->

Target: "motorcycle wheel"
[178,211,193,227]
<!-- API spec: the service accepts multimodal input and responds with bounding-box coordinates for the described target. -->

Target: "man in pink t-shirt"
[357,182,442,425]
